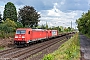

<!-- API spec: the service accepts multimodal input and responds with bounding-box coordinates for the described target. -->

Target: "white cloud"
[39,3,84,28]
[0,1,85,29]
[0,6,4,16]
[60,0,65,5]
[88,0,90,4]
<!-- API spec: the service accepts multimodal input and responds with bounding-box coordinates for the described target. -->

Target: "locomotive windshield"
[16,30,26,34]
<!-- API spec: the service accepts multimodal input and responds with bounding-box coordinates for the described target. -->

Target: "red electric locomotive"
[14,28,58,45]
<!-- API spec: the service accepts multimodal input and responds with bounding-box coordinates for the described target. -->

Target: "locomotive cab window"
[16,30,26,34]
[28,31,30,34]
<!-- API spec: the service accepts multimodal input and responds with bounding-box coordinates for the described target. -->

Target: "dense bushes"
[0,18,23,38]
[76,10,90,35]
[0,31,15,38]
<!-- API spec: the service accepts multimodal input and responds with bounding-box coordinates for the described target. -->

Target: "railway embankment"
[0,38,14,50]
[42,33,80,60]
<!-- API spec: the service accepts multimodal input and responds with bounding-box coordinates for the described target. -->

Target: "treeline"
[0,2,73,38]
[37,24,73,33]
[76,10,90,35]
[0,2,40,38]
[0,2,40,28]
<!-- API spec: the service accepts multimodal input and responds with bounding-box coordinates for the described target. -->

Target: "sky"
[0,0,90,29]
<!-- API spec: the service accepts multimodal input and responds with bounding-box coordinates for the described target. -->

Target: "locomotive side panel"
[25,29,32,43]
[47,30,52,38]
[31,29,47,41]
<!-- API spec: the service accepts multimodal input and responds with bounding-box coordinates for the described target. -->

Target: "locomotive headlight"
[22,36,25,38]
[15,36,18,38]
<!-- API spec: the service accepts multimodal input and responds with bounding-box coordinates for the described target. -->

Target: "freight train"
[14,28,58,46]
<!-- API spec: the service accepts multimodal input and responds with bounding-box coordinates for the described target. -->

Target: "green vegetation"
[18,6,40,27]
[0,18,23,38]
[0,47,4,50]
[0,2,74,38]
[0,12,2,22]
[3,2,17,22]
[0,2,41,38]
[37,24,73,33]
[76,10,90,36]
[42,33,80,60]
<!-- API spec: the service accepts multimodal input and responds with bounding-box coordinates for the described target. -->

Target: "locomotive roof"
[32,29,47,31]
[17,28,31,30]
[16,28,47,31]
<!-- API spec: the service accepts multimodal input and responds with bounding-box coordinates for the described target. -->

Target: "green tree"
[0,18,17,33]
[41,24,46,29]
[59,26,64,32]
[46,24,48,29]
[3,2,17,22]
[76,10,90,34]
[15,22,23,28]
[67,27,71,32]
[0,12,2,23]
[58,26,61,32]
[18,5,41,28]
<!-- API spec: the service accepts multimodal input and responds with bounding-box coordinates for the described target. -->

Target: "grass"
[85,34,90,38]
[0,47,4,50]
[0,32,15,38]
[42,33,80,60]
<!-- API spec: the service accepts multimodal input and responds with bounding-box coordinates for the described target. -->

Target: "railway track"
[16,37,65,60]
[0,34,73,60]
[0,48,19,56]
